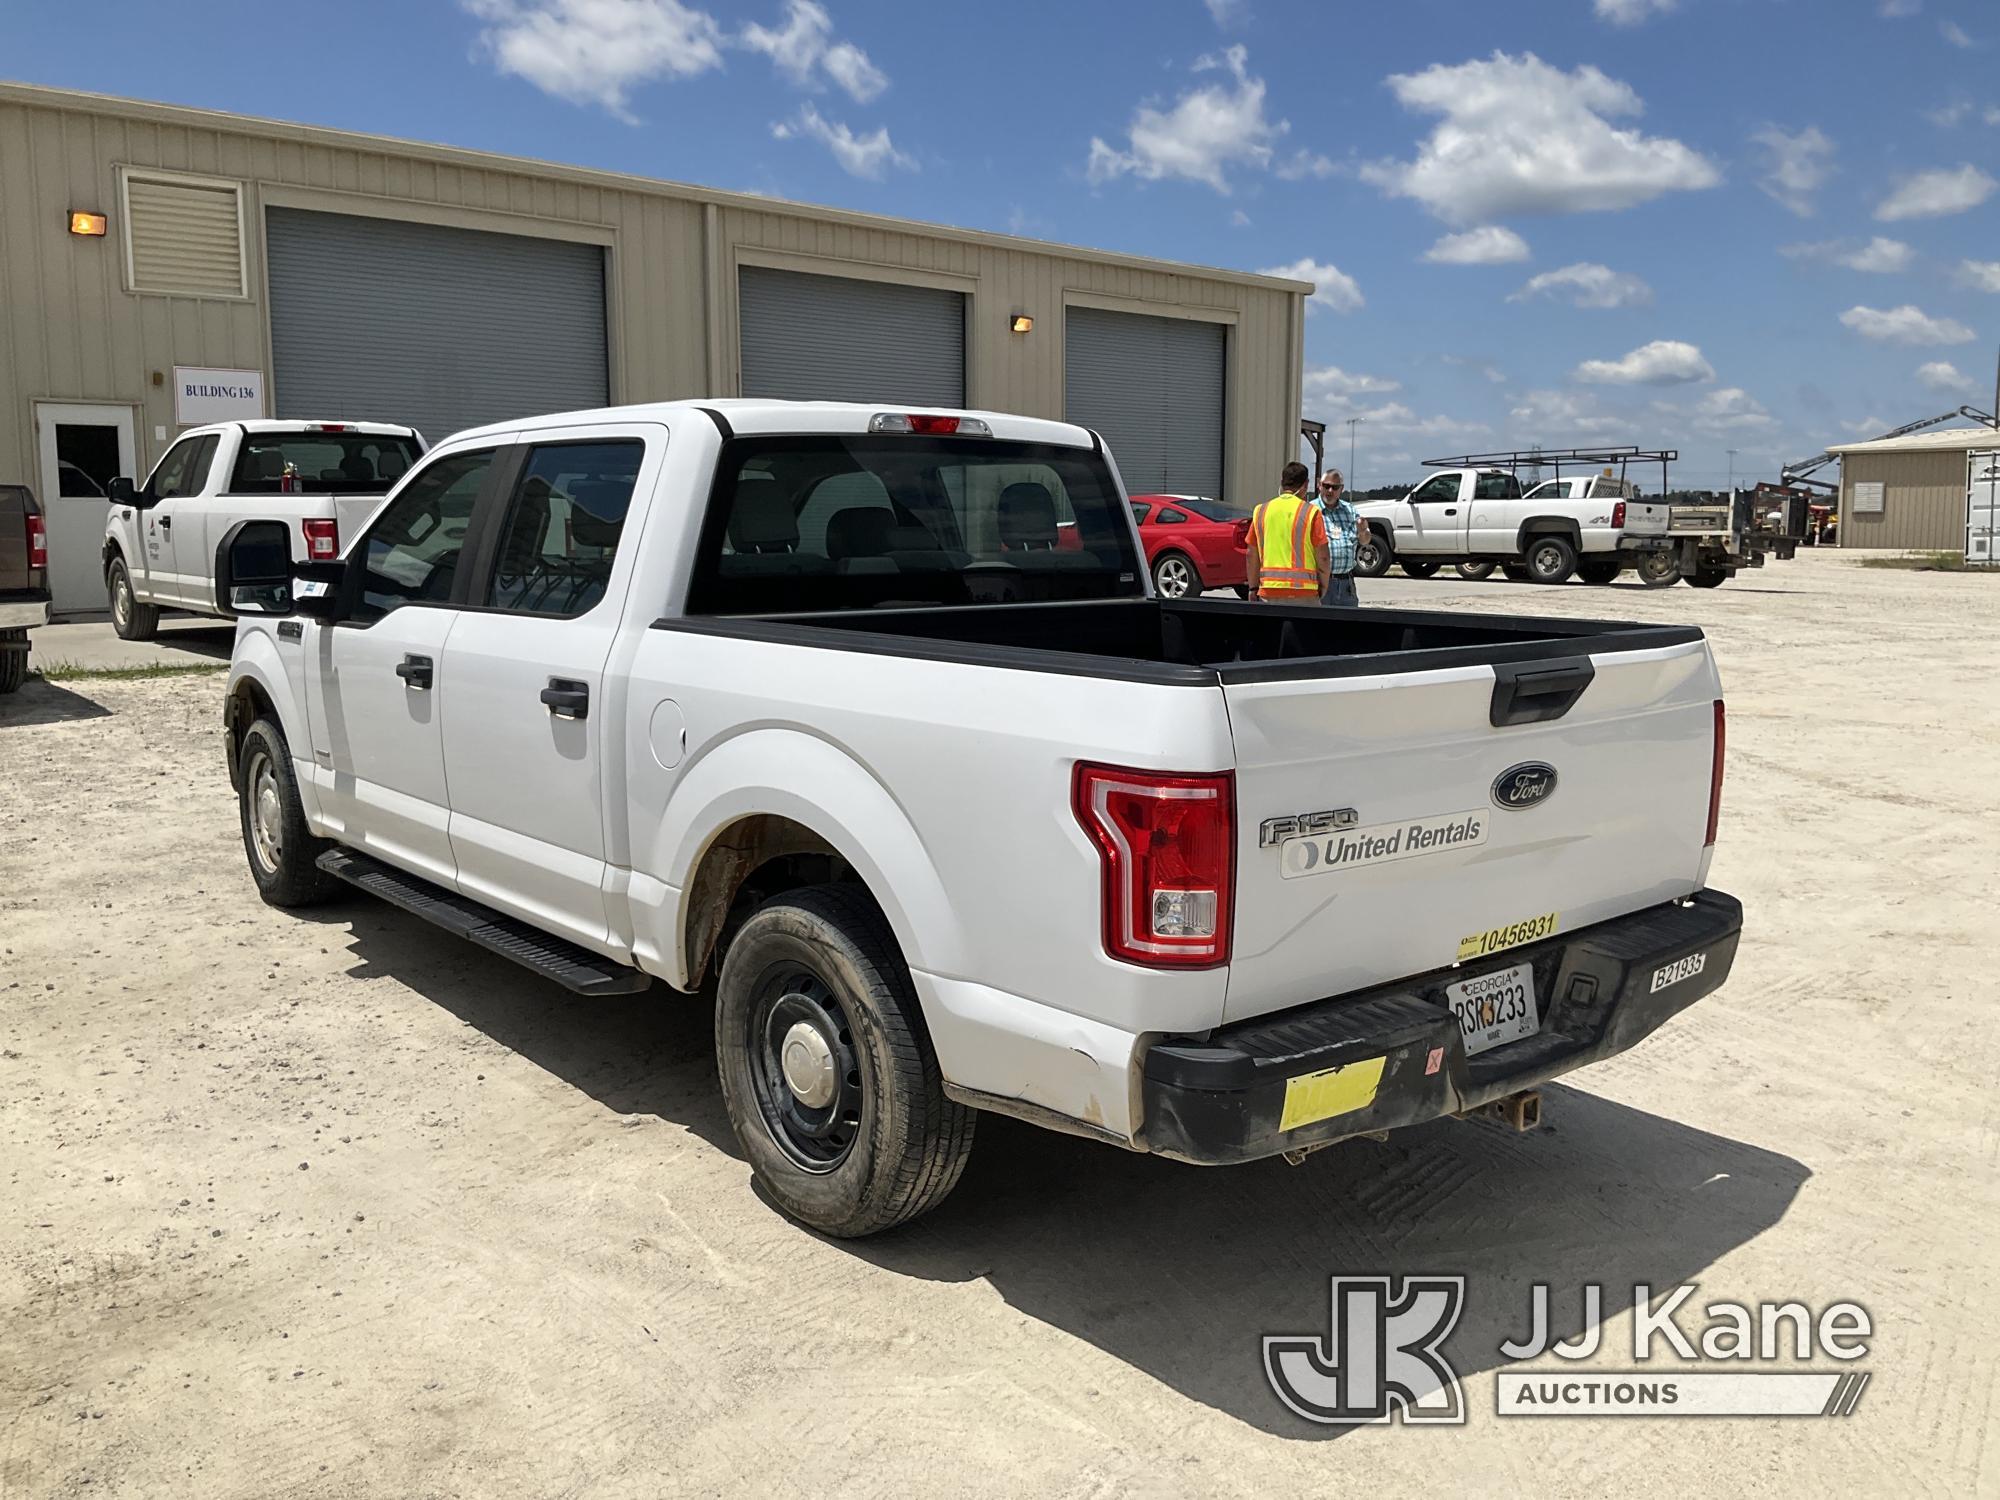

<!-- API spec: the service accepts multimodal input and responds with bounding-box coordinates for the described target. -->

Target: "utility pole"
[1345,416,1363,489]
[1726,449,1739,491]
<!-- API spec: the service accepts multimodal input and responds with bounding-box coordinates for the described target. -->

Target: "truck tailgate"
[1221,640,1719,1024]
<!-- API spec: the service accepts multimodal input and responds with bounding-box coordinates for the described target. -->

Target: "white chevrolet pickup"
[1355,466,1648,585]
[102,419,423,639]
[217,400,1740,1237]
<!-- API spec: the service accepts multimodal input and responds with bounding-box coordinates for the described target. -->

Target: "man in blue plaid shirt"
[1312,469,1367,606]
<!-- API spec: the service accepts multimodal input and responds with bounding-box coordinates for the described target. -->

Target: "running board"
[315,848,652,996]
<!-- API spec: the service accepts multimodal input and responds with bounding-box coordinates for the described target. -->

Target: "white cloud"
[1204,0,1248,26]
[1257,256,1364,313]
[1916,360,1973,392]
[1940,19,1976,46]
[1595,0,1675,24]
[1925,100,1974,127]
[1086,45,1287,194]
[1344,402,1492,438]
[1230,208,1252,227]
[1575,340,1715,384]
[740,0,886,101]
[1878,0,1919,13]
[771,103,914,178]
[1779,236,1915,272]
[1839,303,1976,344]
[1690,387,1777,432]
[1274,150,1338,180]
[1443,355,1509,383]
[1989,106,2000,125]
[1423,226,1531,264]
[1959,259,2000,292]
[465,0,725,119]
[1876,163,1998,220]
[1361,52,1719,222]
[1749,125,1836,216]
[1303,365,1402,403]
[1508,261,1654,308]
[1509,389,1626,437]
[1844,414,1888,436]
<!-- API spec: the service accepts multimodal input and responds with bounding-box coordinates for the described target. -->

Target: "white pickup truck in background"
[217,400,1741,1237]
[102,419,423,639]
[1354,466,1649,585]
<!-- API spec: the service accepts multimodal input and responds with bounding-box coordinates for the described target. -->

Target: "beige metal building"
[0,83,1308,614]
[1828,426,2000,551]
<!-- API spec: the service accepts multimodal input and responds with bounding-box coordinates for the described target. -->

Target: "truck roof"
[441,400,1097,450]
[176,419,422,439]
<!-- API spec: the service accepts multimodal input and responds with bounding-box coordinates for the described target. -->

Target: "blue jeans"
[1322,574,1359,607]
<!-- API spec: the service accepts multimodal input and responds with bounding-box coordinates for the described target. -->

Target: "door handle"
[158,514,172,529]
[540,678,589,719]
[395,654,434,690]
[1444,508,1457,516]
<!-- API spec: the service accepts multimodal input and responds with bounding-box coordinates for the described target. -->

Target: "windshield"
[229,432,422,495]
[687,435,1144,615]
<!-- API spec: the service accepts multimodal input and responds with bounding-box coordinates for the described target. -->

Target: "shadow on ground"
[322,894,1808,1439]
[0,678,113,728]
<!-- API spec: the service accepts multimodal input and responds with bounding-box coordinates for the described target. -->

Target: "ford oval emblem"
[1492,762,1558,811]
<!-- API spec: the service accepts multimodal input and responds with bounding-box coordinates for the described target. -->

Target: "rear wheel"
[1455,562,1496,581]
[107,556,159,641]
[0,629,25,694]
[1576,559,1623,585]
[1500,563,1532,582]
[1688,567,1729,589]
[1151,551,1199,599]
[1635,551,1680,588]
[716,885,975,1238]
[237,718,339,907]
[1525,536,1578,585]
[1399,559,1441,580]
[1353,535,1393,578]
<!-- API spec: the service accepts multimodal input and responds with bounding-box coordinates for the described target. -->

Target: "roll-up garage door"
[739,266,965,407]
[266,208,608,446]
[1065,306,1225,499]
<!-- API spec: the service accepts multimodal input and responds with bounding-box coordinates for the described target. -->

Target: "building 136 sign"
[174,366,265,425]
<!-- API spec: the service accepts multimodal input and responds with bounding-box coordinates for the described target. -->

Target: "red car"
[1128,494,1251,598]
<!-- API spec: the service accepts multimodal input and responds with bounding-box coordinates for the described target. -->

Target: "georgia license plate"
[1445,963,1540,1057]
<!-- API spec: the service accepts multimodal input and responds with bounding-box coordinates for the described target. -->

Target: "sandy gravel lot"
[2,549,1996,1497]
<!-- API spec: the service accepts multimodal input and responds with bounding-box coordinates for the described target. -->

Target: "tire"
[1525,536,1578,585]
[107,555,160,641]
[1353,535,1393,579]
[1576,560,1623,585]
[1151,551,1199,600]
[1688,567,1728,589]
[0,629,25,694]
[1232,584,1251,599]
[1635,551,1680,588]
[716,884,975,1238]
[1456,562,1496,581]
[1501,563,1532,582]
[1399,559,1442,580]
[237,718,339,907]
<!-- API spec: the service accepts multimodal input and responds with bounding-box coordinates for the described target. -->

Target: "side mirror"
[107,476,137,505]
[214,520,346,620]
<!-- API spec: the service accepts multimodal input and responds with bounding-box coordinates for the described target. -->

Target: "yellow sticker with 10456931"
[1457,911,1560,963]
[1279,1054,1387,1133]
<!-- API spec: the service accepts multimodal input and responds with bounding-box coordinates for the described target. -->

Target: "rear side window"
[687,435,1143,615]
[231,432,421,495]
[486,440,642,617]
[355,449,493,620]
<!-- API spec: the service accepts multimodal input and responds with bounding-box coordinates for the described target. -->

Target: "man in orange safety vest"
[1248,461,1330,602]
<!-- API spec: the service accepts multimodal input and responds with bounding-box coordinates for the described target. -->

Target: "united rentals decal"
[1280,810,1487,880]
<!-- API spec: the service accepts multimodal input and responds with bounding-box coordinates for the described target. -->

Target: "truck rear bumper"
[1140,889,1741,1165]
[0,595,50,630]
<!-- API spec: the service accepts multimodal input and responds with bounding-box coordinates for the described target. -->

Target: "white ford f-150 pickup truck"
[217,400,1740,1237]
[103,419,424,639]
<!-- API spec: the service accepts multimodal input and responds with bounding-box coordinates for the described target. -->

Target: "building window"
[120,169,247,298]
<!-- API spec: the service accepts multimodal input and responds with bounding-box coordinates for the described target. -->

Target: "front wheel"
[1576,559,1623,585]
[237,718,339,907]
[1525,536,1578,585]
[107,556,160,641]
[716,885,975,1238]
[1151,551,1199,599]
[1635,551,1680,588]
[1353,536,1393,578]
[1501,563,1532,582]
[1688,567,1729,589]
[1399,559,1441,580]
[1456,562,1496,581]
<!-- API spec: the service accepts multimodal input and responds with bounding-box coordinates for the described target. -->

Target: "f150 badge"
[1260,808,1358,849]
[1491,763,1557,811]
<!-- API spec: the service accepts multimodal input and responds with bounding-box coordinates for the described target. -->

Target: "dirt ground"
[2,548,1996,1498]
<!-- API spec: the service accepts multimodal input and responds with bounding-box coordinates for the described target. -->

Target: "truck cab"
[102,419,423,640]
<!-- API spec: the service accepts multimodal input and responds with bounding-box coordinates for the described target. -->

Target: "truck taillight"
[1612,501,1626,529]
[1705,699,1725,847]
[1073,763,1234,968]
[302,518,339,560]
[26,513,46,570]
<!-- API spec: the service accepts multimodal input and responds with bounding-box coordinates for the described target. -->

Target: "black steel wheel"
[746,965,865,1173]
[1399,559,1442,579]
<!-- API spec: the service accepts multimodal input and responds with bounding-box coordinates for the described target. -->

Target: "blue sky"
[7,0,1997,487]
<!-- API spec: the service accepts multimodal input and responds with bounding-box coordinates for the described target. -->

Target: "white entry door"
[34,402,138,617]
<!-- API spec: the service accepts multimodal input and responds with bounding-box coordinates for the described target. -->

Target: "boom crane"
[1782,405,1997,487]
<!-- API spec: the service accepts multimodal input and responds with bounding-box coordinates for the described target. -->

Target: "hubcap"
[1156,558,1192,597]
[247,751,284,872]
[111,568,129,628]
[1535,545,1563,573]
[749,968,863,1173]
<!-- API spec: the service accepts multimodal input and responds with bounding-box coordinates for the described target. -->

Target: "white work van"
[216,400,1741,1236]
[102,420,423,638]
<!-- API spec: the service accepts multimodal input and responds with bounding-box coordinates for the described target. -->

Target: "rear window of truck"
[687,435,1146,615]
[229,432,422,495]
